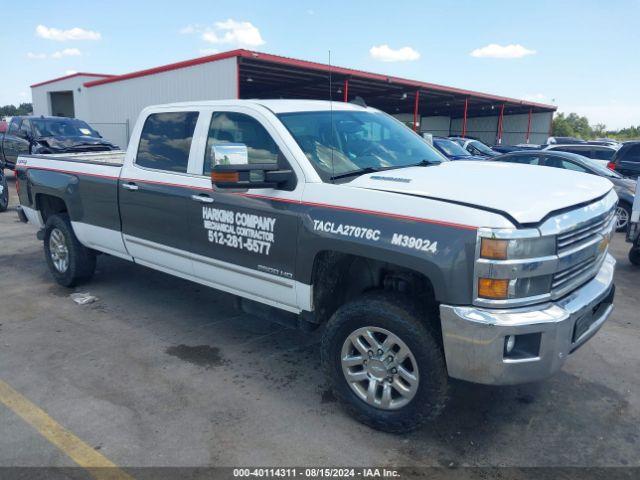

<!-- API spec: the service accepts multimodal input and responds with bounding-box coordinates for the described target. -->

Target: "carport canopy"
[236,50,556,136]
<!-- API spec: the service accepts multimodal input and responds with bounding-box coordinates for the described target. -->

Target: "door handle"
[191,194,214,204]
[122,182,139,191]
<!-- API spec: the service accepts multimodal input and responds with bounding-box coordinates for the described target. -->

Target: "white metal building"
[31,49,556,149]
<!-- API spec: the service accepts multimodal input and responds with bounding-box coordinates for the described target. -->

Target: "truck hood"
[348,161,614,225]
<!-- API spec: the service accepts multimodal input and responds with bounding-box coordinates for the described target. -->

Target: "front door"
[119,110,200,275]
[186,108,303,311]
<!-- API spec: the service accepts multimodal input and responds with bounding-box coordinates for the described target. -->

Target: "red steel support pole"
[497,104,505,144]
[413,90,420,132]
[343,79,349,103]
[525,108,532,143]
[461,98,469,137]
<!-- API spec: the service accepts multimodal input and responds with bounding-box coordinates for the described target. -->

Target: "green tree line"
[552,112,640,141]
[0,103,33,118]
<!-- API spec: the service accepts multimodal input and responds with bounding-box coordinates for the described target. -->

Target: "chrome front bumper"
[440,253,616,385]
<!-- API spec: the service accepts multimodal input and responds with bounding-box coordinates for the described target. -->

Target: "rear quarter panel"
[16,156,121,231]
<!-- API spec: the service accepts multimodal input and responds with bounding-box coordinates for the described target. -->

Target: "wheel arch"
[308,249,442,335]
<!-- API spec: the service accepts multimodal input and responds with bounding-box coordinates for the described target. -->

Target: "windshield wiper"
[399,159,441,169]
[330,166,392,181]
[330,160,440,181]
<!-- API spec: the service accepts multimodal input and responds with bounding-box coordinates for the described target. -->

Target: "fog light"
[505,335,516,353]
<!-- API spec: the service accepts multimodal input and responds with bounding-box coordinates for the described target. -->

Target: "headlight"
[479,236,555,260]
[476,229,556,304]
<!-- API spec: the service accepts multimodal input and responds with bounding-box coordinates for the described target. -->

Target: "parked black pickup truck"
[0,116,119,170]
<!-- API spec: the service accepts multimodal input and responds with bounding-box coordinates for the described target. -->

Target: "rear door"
[185,106,304,311]
[616,144,640,178]
[119,108,201,275]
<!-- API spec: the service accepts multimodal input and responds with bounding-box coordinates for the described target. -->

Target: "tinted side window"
[8,119,20,135]
[593,148,614,160]
[621,145,640,163]
[136,112,199,173]
[204,112,280,175]
[545,157,588,173]
[554,146,587,155]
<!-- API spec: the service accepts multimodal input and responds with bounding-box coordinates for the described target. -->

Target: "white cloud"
[369,44,420,62]
[35,24,101,41]
[181,19,265,48]
[470,43,536,59]
[198,48,219,56]
[180,24,198,34]
[51,48,82,59]
[27,48,82,60]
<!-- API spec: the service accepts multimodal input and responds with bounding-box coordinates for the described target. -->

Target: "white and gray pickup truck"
[15,100,617,432]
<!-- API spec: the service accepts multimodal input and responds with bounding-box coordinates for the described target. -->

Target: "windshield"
[278,110,445,181]
[468,140,496,155]
[434,138,471,157]
[584,158,622,178]
[31,118,99,138]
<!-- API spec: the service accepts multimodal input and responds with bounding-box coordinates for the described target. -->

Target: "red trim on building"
[343,78,349,103]
[76,48,556,111]
[31,72,115,88]
[525,108,533,143]
[497,104,505,144]
[461,98,469,137]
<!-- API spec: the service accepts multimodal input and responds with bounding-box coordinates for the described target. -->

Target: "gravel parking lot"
[0,174,638,472]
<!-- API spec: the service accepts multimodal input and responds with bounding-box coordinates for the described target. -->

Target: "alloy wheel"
[49,228,70,273]
[341,326,419,410]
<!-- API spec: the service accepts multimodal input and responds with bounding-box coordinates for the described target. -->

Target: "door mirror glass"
[211,143,249,167]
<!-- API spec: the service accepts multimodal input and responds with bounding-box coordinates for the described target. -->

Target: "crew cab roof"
[146,99,376,114]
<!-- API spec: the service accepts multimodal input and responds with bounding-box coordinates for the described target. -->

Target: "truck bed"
[24,150,126,167]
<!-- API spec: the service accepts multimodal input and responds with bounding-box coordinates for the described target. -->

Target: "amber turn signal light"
[480,238,508,260]
[211,171,240,183]
[478,278,509,299]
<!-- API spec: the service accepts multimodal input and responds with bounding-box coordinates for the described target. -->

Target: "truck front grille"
[552,255,598,291]
[557,208,615,254]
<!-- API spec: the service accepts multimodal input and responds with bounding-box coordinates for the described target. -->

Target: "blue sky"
[2,0,638,128]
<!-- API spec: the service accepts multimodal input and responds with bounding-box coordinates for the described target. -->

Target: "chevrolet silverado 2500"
[15,100,617,432]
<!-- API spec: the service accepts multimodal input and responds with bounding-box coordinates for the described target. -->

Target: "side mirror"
[209,144,293,189]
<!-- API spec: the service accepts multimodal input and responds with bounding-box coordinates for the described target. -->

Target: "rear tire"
[321,292,449,433]
[44,214,96,287]
[0,174,8,212]
[629,247,640,266]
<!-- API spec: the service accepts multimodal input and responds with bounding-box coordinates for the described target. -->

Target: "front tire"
[630,247,640,266]
[0,174,8,212]
[321,292,449,433]
[44,214,96,287]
